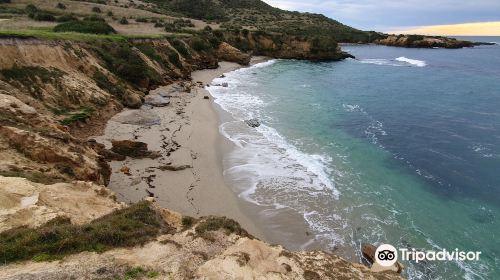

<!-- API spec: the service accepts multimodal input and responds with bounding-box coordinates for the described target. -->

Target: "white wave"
[358,58,402,67]
[206,61,338,201]
[358,57,427,67]
[395,56,427,67]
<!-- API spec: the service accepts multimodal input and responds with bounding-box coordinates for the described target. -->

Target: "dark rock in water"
[362,243,376,264]
[145,94,170,107]
[245,118,260,128]
[220,74,226,78]
[222,82,228,87]
[111,140,151,158]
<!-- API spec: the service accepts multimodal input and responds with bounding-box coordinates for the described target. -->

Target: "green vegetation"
[0,65,64,85]
[195,216,248,237]
[60,107,95,125]
[91,41,161,86]
[0,170,63,185]
[54,20,116,34]
[0,201,167,264]
[181,216,195,230]
[92,6,102,13]
[0,29,127,41]
[119,17,129,24]
[170,39,190,57]
[93,70,125,97]
[56,3,66,9]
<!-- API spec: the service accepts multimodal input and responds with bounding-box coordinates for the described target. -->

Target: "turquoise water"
[208,38,500,279]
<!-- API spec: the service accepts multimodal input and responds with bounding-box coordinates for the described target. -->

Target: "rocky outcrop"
[0,126,111,185]
[0,195,404,280]
[216,42,251,65]
[374,35,475,49]
[111,140,159,159]
[0,176,123,232]
[224,31,354,61]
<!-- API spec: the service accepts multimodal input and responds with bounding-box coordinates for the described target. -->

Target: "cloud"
[262,0,500,32]
[391,21,500,36]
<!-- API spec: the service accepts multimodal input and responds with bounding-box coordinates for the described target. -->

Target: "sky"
[262,0,500,35]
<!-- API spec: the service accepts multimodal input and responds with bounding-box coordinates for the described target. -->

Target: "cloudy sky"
[262,0,500,35]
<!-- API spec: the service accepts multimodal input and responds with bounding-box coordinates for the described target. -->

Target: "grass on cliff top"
[0,201,169,264]
[0,28,167,42]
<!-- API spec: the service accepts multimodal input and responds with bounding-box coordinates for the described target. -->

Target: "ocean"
[207,36,500,279]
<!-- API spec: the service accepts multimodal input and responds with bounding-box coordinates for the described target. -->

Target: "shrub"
[190,37,211,52]
[25,4,38,14]
[54,21,116,34]
[106,11,113,16]
[93,70,125,97]
[56,14,78,22]
[170,39,190,57]
[119,17,128,24]
[29,11,56,22]
[60,107,95,125]
[92,6,102,13]
[91,41,160,86]
[84,14,105,22]
[0,202,167,264]
[195,216,248,236]
[56,3,66,9]
[135,17,148,22]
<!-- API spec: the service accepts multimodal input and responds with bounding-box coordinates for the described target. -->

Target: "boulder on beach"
[245,119,261,128]
[111,140,151,158]
[111,110,160,126]
[122,92,143,109]
[145,94,170,107]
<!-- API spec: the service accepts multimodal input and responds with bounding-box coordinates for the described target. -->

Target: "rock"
[374,35,475,49]
[222,82,228,87]
[244,119,260,128]
[111,110,160,126]
[203,96,210,100]
[0,176,123,232]
[119,165,131,175]
[122,92,143,109]
[144,94,170,107]
[215,42,251,65]
[111,140,150,158]
[362,243,376,264]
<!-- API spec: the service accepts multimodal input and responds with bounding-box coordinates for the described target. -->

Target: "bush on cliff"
[91,41,161,87]
[54,20,116,35]
[0,201,168,264]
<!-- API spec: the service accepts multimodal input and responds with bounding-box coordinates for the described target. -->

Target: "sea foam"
[395,56,427,67]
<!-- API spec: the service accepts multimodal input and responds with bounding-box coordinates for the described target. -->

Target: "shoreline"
[92,58,271,240]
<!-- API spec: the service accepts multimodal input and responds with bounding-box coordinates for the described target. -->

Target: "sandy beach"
[93,58,268,238]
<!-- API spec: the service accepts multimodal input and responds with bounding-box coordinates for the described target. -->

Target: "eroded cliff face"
[224,31,353,60]
[0,182,404,280]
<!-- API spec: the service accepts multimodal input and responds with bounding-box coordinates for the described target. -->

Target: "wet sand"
[93,59,266,238]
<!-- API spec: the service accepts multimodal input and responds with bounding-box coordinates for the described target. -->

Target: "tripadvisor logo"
[375,244,398,267]
[374,244,482,267]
